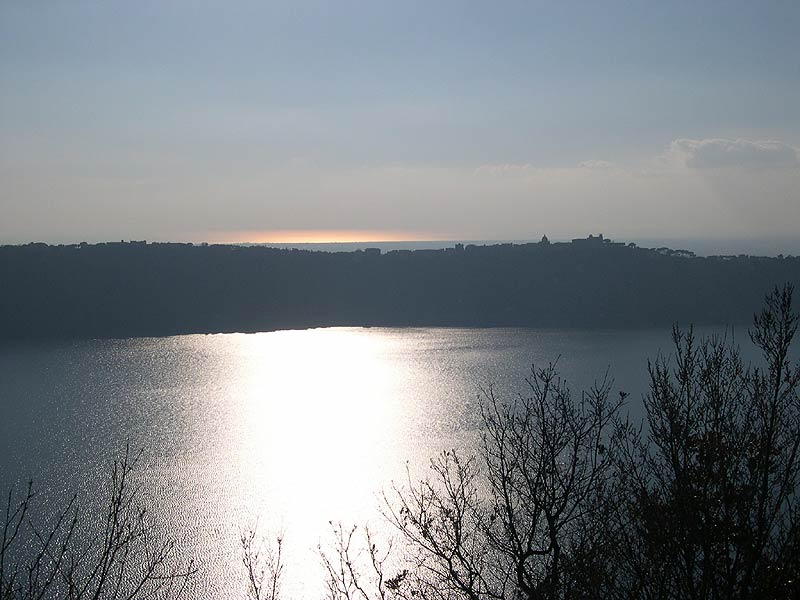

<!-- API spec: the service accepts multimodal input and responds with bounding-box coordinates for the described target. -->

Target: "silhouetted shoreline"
[2,236,799,340]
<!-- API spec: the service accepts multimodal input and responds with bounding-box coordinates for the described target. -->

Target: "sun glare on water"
[167,327,477,596]
[223,329,409,576]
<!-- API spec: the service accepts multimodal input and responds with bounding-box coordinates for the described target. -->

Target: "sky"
[1,0,799,248]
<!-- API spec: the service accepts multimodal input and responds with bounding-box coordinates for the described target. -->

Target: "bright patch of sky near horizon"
[1,1,799,246]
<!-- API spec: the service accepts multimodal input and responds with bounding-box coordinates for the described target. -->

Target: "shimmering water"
[1,326,724,597]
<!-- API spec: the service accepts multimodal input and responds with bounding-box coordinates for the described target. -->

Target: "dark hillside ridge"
[1,236,799,339]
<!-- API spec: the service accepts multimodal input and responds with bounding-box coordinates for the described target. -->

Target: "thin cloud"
[474,160,618,178]
[668,138,799,169]
[474,163,537,177]
[577,159,616,170]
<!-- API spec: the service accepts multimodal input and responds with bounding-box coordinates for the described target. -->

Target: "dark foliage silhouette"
[2,240,799,339]
[612,285,800,599]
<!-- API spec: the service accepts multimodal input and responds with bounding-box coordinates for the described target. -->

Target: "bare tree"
[614,284,800,599]
[241,528,284,600]
[385,364,623,600]
[0,445,195,600]
[319,522,410,600]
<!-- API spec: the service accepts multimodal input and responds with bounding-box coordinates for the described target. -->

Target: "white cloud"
[668,138,799,169]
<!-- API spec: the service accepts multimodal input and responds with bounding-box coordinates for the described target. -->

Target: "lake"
[0,325,747,598]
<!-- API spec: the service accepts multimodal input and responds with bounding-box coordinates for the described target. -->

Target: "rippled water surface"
[1,326,708,597]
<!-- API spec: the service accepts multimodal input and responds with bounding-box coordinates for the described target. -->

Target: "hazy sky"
[1,1,799,245]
